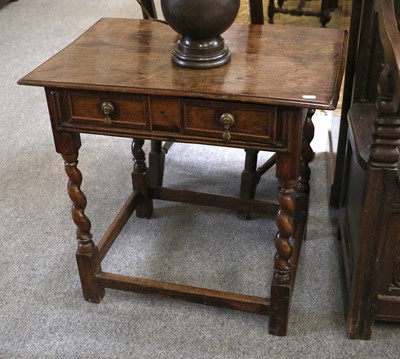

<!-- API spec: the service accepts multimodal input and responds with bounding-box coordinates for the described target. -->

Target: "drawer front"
[65,91,149,130]
[59,91,288,151]
[181,99,279,144]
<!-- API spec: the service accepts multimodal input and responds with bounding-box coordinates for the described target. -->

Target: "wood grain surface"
[19,18,347,110]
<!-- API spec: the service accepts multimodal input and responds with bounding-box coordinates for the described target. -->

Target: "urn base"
[172,35,231,69]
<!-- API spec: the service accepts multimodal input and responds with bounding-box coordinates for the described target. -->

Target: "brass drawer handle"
[220,113,235,142]
[101,101,115,126]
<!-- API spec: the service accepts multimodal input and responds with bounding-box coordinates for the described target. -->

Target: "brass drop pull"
[220,113,235,142]
[101,101,115,126]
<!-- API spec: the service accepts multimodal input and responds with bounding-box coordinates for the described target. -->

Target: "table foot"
[76,250,105,303]
[269,284,291,336]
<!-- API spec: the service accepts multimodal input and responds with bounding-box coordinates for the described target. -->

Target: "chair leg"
[249,0,265,24]
[137,0,157,19]
[320,0,332,27]
[267,0,275,24]
[328,0,339,9]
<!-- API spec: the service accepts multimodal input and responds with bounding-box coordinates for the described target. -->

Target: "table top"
[19,18,347,110]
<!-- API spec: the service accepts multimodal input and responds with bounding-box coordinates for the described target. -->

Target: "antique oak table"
[19,18,346,336]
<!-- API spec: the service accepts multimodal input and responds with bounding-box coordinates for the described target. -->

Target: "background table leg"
[132,138,153,219]
[295,109,315,241]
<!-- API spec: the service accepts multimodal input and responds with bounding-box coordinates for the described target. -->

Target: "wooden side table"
[19,18,347,336]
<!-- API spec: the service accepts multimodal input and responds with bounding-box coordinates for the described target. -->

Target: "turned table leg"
[269,109,303,336]
[62,151,105,303]
[269,174,296,336]
[295,109,315,239]
[297,109,315,195]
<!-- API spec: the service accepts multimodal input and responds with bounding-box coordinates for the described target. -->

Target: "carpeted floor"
[1,1,400,358]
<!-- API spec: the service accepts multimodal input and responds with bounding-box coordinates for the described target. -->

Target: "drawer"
[64,91,150,130]
[181,99,279,144]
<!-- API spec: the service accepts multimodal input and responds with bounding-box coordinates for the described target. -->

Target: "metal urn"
[161,0,240,69]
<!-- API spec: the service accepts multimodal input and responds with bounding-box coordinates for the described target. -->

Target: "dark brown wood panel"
[338,0,400,340]
[66,91,149,129]
[181,99,278,143]
[347,103,376,169]
[150,96,181,132]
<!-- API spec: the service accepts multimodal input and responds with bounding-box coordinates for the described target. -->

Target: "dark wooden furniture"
[338,0,400,339]
[267,0,335,27]
[327,3,371,200]
[18,18,346,336]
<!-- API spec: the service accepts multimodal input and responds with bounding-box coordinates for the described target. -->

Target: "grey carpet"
[1,1,400,358]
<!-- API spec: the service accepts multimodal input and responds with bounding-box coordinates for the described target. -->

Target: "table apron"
[46,88,306,153]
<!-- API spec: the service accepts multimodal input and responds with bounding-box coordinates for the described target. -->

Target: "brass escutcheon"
[219,113,235,142]
[101,101,115,126]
